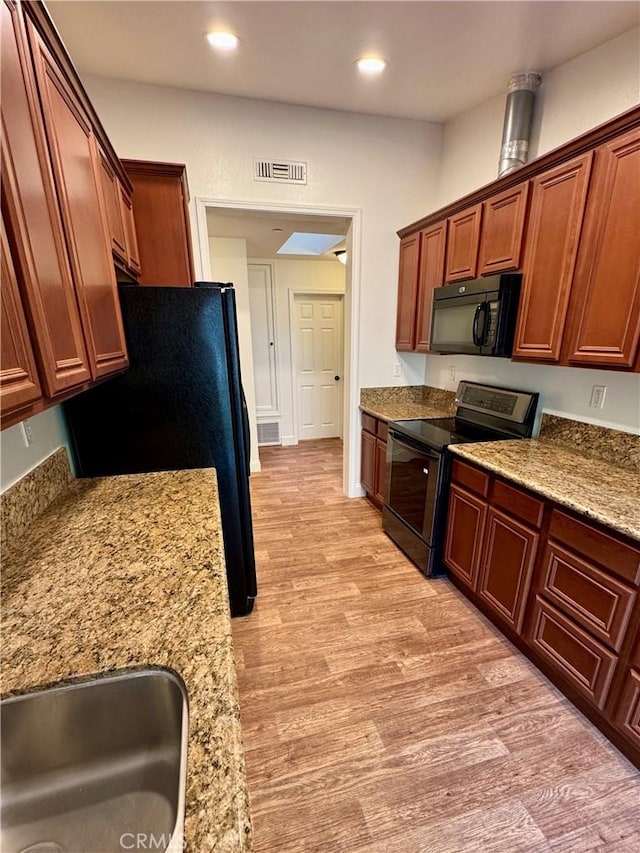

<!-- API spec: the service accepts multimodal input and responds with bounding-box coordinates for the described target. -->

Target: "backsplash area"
[1,447,73,553]
[539,414,640,473]
[360,385,456,414]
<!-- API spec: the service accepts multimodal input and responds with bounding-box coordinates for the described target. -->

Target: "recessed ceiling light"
[356,57,387,75]
[206,31,239,51]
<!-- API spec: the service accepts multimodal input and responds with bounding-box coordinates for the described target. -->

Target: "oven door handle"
[389,433,440,461]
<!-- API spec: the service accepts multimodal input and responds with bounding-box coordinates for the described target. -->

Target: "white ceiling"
[48,1,639,123]
[206,208,350,260]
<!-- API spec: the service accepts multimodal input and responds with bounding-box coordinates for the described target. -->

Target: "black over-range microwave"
[429,274,521,357]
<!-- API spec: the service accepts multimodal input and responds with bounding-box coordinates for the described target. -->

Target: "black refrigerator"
[64,283,257,617]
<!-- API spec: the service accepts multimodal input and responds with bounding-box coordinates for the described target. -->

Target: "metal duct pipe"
[498,72,541,177]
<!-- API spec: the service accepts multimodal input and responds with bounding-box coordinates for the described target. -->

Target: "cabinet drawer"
[377,420,389,441]
[540,542,636,651]
[492,479,544,528]
[528,597,617,709]
[549,510,640,585]
[451,459,489,497]
[614,668,640,749]
[362,412,378,435]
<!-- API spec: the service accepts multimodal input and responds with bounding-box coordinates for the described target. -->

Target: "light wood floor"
[232,439,640,852]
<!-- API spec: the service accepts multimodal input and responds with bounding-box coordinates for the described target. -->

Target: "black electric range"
[382,381,539,577]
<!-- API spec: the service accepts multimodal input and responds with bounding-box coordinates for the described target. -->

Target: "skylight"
[277,233,344,256]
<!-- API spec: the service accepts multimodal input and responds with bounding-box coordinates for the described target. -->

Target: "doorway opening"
[194,198,362,498]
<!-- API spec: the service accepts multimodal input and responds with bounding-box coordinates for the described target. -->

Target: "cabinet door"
[374,438,388,507]
[98,148,127,262]
[361,429,376,495]
[564,127,640,368]
[122,161,194,286]
[478,183,530,276]
[1,0,90,397]
[513,154,593,362]
[27,19,129,380]
[395,233,420,351]
[614,669,640,749]
[444,484,487,589]
[1,217,42,415]
[478,507,539,633]
[119,186,141,275]
[415,222,447,352]
[445,204,482,282]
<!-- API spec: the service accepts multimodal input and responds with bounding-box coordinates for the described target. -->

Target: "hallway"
[231,440,639,853]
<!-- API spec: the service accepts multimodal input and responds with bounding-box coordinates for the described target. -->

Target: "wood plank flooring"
[232,439,640,852]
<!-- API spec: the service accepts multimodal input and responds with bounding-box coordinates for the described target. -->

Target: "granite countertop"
[1,469,252,852]
[449,440,640,542]
[360,401,453,422]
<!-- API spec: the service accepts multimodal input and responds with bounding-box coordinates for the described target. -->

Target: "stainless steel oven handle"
[389,433,440,461]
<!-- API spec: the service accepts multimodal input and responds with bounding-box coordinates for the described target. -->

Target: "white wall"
[426,357,640,434]
[83,75,442,493]
[265,258,346,445]
[436,28,640,205]
[0,407,71,492]
[207,237,260,472]
[428,27,640,434]
[84,76,442,393]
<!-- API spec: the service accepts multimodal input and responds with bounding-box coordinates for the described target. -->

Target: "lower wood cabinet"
[360,412,388,510]
[478,508,539,633]
[444,457,640,766]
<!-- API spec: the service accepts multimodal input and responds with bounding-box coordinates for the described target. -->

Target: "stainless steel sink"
[0,668,188,853]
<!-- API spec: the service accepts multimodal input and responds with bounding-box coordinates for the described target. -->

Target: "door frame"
[193,196,363,499]
[289,290,344,443]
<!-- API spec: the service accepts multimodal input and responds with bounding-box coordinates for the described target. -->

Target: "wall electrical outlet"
[448,366,456,382]
[21,419,33,447]
[590,385,607,409]
[393,363,402,378]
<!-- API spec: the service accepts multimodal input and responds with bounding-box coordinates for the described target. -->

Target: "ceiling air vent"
[257,421,281,446]
[254,159,307,185]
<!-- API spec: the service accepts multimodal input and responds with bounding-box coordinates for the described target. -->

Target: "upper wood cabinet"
[395,233,421,351]
[445,204,482,282]
[98,147,128,263]
[122,160,195,287]
[395,222,447,353]
[415,222,447,352]
[119,186,142,276]
[1,0,91,399]
[1,214,42,414]
[26,15,129,380]
[477,183,530,276]
[512,153,593,362]
[563,127,640,369]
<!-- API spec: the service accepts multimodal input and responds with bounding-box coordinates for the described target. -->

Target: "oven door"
[386,432,442,546]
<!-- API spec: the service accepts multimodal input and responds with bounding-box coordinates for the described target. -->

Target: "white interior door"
[293,293,343,440]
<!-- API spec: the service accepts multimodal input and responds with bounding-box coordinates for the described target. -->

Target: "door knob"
[334,375,340,381]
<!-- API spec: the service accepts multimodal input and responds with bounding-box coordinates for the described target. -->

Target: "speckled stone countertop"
[449,440,640,542]
[360,385,455,422]
[1,469,252,852]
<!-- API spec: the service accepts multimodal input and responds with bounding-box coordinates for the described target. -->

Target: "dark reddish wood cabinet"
[444,484,486,588]
[1,0,91,402]
[119,186,141,276]
[98,146,128,264]
[0,216,42,414]
[513,153,593,362]
[445,456,640,766]
[415,222,447,352]
[563,127,640,369]
[478,507,539,633]
[395,233,421,350]
[360,413,388,510]
[445,204,482,282]
[27,17,129,381]
[122,160,195,287]
[478,183,530,276]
